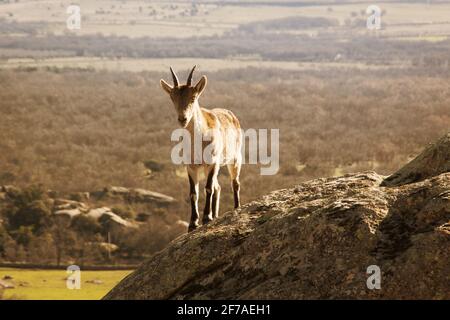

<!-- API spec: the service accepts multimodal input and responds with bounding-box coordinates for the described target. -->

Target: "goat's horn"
[170,67,179,87]
[187,65,197,86]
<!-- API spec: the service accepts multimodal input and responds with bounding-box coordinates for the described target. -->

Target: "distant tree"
[4,185,52,234]
[11,226,34,247]
[0,225,11,257]
[98,214,116,235]
[2,238,26,262]
[70,215,103,264]
[6,185,45,207]
[51,221,78,266]
[71,215,101,238]
[7,200,52,234]
[15,244,26,262]
[111,205,135,220]
[27,233,56,263]
[2,236,18,262]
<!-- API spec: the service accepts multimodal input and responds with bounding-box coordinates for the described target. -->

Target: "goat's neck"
[188,100,207,135]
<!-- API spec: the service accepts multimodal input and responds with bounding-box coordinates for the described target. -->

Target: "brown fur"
[161,66,242,232]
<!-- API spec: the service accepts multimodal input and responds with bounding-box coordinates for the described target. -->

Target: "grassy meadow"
[0,268,132,300]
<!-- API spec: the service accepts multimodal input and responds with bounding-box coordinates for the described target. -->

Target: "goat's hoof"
[188,222,199,232]
[202,216,213,225]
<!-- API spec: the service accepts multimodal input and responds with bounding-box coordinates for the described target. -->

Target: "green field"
[0,268,132,300]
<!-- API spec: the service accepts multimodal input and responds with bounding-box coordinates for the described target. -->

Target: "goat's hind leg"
[227,161,241,209]
[212,181,221,219]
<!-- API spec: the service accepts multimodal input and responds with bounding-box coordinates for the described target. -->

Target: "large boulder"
[53,199,90,225]
[104,135,449,300]
[382,132,450,186]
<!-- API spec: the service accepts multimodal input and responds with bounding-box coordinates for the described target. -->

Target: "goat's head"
[160,65,207,128]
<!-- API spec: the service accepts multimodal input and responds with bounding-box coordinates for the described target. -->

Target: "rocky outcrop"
[382,132,450,186]
[54,204,138,228]
[104,133,450,300]
[86,207,137,228]
[2,186,173,229]
[94,186,176,205]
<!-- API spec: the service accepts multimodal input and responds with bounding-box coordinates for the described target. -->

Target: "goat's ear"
[195,76,207,96]
[160,79,173,94]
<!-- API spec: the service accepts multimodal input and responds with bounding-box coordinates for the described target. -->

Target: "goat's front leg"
[187,167,200,232]
[203,164,219,225]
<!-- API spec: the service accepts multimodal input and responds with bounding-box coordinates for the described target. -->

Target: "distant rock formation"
[93,186,176,205]
[86,207,137,228]
[52,199,137,228]
[104,132,450,300]
[1,186,175,229]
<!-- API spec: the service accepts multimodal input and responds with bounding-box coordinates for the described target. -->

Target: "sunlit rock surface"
[104,134,449,299]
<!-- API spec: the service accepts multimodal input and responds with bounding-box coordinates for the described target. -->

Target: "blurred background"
[0,0,449,299]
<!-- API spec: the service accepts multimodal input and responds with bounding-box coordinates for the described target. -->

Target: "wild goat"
[160,66,242,232]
